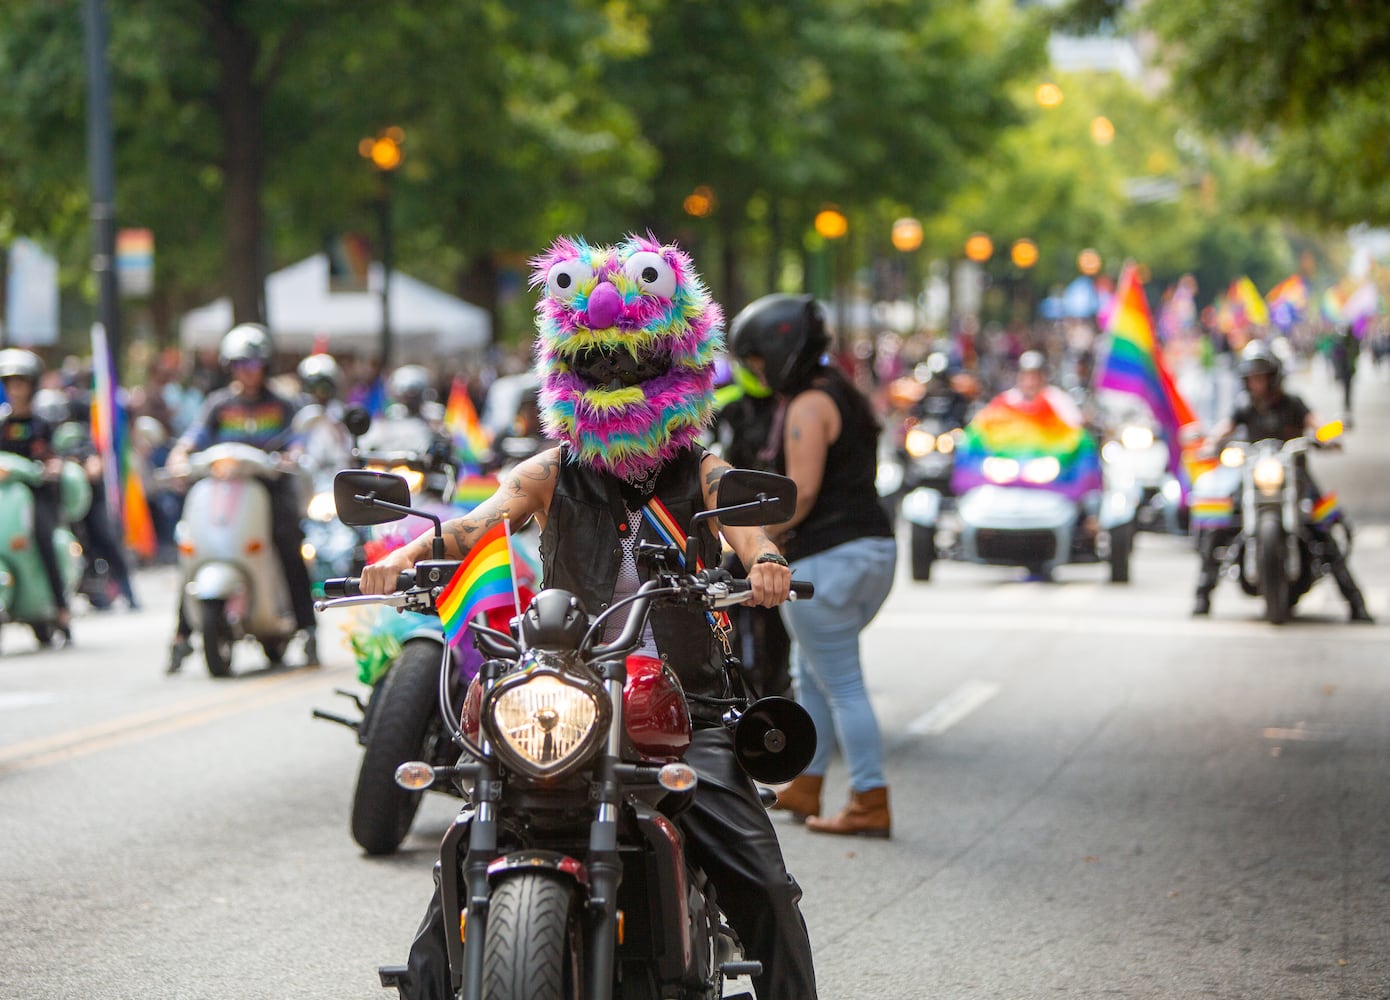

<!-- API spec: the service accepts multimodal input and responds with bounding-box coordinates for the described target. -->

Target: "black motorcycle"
[317,467,815,1000]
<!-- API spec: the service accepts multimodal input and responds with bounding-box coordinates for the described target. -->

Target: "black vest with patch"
[539,444,729,723]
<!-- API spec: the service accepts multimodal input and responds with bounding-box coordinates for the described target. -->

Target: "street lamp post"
[359,128,404,371]
[891,217,924,333]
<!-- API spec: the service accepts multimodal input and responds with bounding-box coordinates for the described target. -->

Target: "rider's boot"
[167,633,194,674]
[805,786,891,839]
[1331,562,1374,623]
[302,629,320,667]
[771,774,823,822]
[1192,533,1219,616]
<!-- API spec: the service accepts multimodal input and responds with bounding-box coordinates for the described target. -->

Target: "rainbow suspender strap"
[640,496,734,656]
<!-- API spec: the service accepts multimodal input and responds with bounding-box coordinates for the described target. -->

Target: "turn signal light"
[617,909,625,945]
[658,762,698,792]
[245,539,264,555]
[178,541,195,557]
[10,535,29,552]
[459,912,467,943]
[395,761,436,790]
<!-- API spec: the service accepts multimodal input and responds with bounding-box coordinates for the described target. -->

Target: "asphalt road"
[2,362,1388,999]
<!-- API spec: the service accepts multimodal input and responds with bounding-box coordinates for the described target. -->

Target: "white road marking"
[906,680,1001,736]
[0,692,59,711]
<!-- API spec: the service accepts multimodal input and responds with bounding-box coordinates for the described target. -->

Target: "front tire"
[350,641,444,855]
[483,873,581,1000]
[201,598,234,677]
[910,524,936,581]
[1257,511,1289,625]
[1108,521,1134,584]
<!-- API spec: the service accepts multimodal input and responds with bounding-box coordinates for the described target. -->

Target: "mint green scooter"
[0,452,91,649]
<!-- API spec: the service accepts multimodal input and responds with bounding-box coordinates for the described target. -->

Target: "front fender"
[901,487,942,527]
[190,562,248,602]
[486,850,590,890]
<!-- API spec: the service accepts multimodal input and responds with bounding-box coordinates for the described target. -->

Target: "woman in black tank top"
[730,295,898,838]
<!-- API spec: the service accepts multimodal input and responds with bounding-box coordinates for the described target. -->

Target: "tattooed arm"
[699,453,791,608]
[359,447,561,594]
[777,388,840,534]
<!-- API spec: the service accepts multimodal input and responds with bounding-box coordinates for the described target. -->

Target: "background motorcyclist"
[0,349,73,641]
[1003,349,1086,427]
[293,353,353,476]
[1192,341,1371,621]
[165,324,319,670]
[357,364,444,455]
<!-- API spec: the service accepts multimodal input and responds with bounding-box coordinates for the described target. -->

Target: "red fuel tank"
[622,654,692,763]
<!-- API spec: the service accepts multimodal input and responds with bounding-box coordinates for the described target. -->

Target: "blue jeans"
[780,536,897,792]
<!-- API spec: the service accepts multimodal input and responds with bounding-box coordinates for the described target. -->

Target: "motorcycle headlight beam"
[904,427,935,458]
[982,456,1020,484]
[1120,426,1154,450]
[482,665,609,781]
[1021,456,1061,485]
[1220,447,1245,468]
[1252,456,1285,495]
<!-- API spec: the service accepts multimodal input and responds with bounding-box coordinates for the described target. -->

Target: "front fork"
[584,659,629,1000]
[446,658,630,1000]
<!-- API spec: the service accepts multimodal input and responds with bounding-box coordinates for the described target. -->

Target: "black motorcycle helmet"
[1237,340,1282,387]
[728,294,829,395]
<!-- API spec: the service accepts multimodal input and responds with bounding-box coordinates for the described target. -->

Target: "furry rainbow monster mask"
[531,234,723,480]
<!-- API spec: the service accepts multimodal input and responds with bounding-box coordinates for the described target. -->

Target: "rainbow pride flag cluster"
[1310,493,1342,527]
[951,393,1102,502]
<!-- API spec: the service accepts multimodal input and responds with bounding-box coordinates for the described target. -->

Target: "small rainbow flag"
[444,377,491,466]
[453,473,499,512]
[1265,274,1308,331]
[1310,493,1341,526]
[1189,495,1235,530]
[437,522,520,648]
[1228,276,1270,330]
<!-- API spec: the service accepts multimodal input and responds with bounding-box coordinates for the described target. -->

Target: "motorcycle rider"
[294,353,353,475]
[165,324,320,671]
[0,349,73,641]
[1004,349,1086,426]
[1192,341,1372,621]
[360,235,818,1000]
[358,364,444,455]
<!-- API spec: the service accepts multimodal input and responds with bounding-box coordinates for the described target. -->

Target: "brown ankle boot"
[771,774,824,822]
[805,786,890,838]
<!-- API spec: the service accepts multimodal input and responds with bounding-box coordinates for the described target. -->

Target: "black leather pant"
[400,726,818,1000]
[30,482,68,611]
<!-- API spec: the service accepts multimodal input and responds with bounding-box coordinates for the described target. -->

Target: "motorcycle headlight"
[389,465,426,495]
[1120,426,1154,450]
[904,427,935,458]
[936,432,956,455]
[982,456,1020,484]
[1220,447,1245,468]
[483,664,608,780]
[1021,456,1061,484]
[1252,456,1285,495]
[306,491,338,522]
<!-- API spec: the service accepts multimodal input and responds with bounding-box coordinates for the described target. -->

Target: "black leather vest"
[540,444,729,721]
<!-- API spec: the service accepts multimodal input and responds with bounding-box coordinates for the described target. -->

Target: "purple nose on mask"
[585,281,623,330]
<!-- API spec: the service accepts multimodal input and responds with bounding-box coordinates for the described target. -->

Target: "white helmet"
[219,323,274,369]
[297,353,342,398]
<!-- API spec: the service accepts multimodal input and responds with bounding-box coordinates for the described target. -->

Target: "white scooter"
[174,442,298,676]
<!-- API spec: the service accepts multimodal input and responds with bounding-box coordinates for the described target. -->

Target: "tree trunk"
[457,255,499,348]
[206,3,266,327]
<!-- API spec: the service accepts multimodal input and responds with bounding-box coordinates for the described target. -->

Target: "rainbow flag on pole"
[89,323,156,561]
[437,522,520,648]
[1096,263,1198,487]
[1265,274,1308,331]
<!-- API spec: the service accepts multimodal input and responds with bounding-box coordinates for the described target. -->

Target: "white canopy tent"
[178,254,491,363]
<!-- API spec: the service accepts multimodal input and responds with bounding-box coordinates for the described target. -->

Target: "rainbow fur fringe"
[951,393,1102,502]
[531,234,722,479]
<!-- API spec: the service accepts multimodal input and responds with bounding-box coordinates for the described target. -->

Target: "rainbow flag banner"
[1189,495,1235,530]
[1228,276,1270,330]
[1310,493,1342,527]
[1096,264,1199,490]
[951,393,1102,502]
[437,522,519,648]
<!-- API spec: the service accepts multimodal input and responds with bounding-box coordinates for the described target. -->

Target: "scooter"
[316,467,816,1000]
[173,442,298,676]
[0,452,90,649]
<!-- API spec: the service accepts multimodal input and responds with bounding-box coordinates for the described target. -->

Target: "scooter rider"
[0,349,73,641]
[1192,341,1372,621]
[294,353,353,475]
[359,235,818,1000]
[166,324,320,671]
